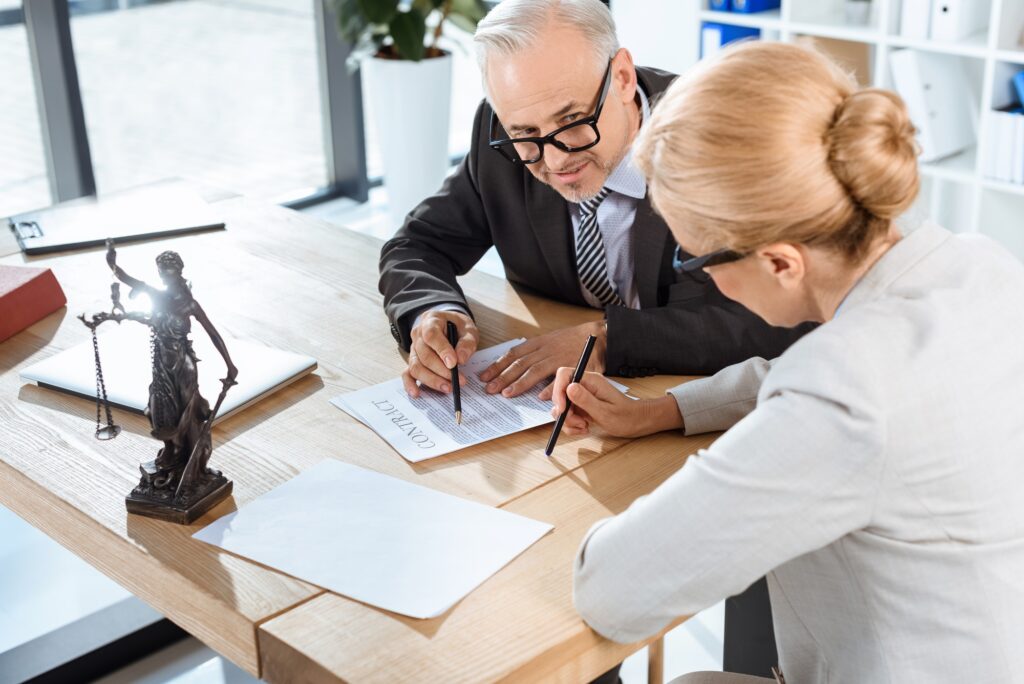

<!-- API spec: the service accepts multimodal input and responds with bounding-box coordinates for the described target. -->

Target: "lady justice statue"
[80,239,238,524]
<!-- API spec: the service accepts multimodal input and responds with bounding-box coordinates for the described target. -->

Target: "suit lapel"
[524,176,588,306]
[632,193,672,307]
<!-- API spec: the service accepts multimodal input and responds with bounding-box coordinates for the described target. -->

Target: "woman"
[553,42,1024,682]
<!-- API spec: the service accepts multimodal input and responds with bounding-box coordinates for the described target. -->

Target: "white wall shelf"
[995,49,1024,65]
[681,0,1024,254]
[887,31,989,58]
[984,178,1024,197]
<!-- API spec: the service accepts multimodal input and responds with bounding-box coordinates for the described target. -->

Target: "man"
[379,1,807,401]
[379,0,803,678]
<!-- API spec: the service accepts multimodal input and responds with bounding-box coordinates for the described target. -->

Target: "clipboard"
[7,181,225,255]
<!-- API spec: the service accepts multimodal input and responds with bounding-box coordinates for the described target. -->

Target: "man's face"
[486,29,639,203]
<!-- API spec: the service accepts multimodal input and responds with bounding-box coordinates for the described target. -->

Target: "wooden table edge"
[0,458,323,677]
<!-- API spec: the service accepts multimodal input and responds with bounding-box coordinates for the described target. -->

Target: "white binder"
[997,112,1017,183]
[900,0,932,40]
[889,49,975,162]
[982,110,999,180]
[1014,115,1024,186]
[702,25,723,59]
[930,0,989,43]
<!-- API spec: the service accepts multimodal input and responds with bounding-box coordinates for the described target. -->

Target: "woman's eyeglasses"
[673,245,748,273]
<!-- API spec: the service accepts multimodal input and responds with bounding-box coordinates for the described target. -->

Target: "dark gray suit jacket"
[379,66,811,377]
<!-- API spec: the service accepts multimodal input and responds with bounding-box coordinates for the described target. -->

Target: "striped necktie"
[576,188,624,308]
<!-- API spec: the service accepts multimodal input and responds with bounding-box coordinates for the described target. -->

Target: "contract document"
[331,339,627,462]
[193,459,553,619]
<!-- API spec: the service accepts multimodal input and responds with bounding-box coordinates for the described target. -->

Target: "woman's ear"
[756,243,805,289]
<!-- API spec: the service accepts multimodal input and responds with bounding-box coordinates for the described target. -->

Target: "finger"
[408,355,451,394]
[566,382,605,421]
[577,372,625,402]
[487,354,535,395]
[413,336,456,381]
[547,367,576,413]
[563,412,589,431]
[538,380,555,402]
[562,415,591,436]
[502,363,552,398]
[456,324,479,365]
[421,322,458,370]
[401,369,421,398]
[479,339,533,382]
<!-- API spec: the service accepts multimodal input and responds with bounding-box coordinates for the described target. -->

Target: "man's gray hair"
[473,0,619,85]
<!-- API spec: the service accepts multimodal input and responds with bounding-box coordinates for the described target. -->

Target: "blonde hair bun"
[828,89,919,221]
[635,41,922,261]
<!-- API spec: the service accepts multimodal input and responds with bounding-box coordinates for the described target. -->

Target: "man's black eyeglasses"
[673,245,747,273]
[488,59,614,165]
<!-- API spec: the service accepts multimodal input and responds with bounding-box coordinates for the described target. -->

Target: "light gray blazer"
[573,224,1024,683]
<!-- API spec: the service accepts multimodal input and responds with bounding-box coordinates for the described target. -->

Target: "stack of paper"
[194,459,553,619]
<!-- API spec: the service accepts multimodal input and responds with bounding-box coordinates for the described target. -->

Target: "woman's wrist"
[637,395,685,436]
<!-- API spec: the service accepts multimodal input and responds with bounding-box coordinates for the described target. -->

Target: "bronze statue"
[79,239,238,524]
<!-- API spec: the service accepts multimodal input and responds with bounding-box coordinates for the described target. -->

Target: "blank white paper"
[193,459,553,619]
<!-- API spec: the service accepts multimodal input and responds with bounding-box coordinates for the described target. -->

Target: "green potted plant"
[335,0,488,63]
[332,0,489,225]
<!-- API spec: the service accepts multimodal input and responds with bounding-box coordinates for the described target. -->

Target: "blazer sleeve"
[668,357,775,435]
[604,286,815,377]
[378,101,494,351]
[573,340,886,643]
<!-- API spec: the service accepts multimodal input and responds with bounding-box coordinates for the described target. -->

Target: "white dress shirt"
[573,223,1024,683]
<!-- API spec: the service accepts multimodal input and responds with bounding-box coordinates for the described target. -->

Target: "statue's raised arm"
[106,238,156,299]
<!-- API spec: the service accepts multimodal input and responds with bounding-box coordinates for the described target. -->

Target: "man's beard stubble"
[537,150,619,204]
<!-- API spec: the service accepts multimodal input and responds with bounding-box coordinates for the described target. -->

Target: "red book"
[0,265,66,343]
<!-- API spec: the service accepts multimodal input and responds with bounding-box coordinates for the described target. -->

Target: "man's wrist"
[411,304,471,336]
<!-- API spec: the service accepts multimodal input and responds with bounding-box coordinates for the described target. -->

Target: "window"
[70,0,328,201]
[0,6,52,216]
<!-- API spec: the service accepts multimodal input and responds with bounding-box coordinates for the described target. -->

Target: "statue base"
[126,466,233,525]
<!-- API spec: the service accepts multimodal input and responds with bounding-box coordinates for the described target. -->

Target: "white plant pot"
[362,53,452,230]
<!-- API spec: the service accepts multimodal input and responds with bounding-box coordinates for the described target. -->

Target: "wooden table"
[0,196,710,682]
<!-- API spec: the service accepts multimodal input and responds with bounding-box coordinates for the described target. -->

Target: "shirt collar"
[602,84,649,201]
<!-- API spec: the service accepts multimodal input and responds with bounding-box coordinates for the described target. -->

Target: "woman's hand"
[547,369,685,438]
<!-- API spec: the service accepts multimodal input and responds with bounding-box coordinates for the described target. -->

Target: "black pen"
[446,321,462,425]
[544,334,597,456]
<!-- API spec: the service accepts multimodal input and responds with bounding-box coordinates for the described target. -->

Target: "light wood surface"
[258,430,712,683]
[0,194,704,680]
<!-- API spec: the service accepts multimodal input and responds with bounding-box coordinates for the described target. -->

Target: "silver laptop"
[8,180,225,255]
[20,325,317,425]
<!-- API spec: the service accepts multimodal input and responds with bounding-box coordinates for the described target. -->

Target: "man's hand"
[477,320,607,398]
[403,310,479,398]
[546,369,685,438]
